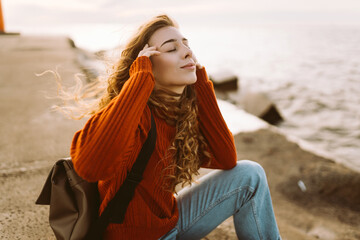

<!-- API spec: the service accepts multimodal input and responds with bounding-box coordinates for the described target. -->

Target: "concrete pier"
[0,35,86,239]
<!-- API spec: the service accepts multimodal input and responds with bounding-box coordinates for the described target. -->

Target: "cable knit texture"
[70,56,237,239]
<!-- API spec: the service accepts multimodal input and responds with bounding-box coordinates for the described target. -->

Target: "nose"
[182,44,192,59]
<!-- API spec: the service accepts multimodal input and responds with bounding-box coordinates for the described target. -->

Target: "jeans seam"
[179,186,255,235]
[251,199,263,240]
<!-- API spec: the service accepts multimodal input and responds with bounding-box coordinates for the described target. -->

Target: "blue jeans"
[159,160,281,240]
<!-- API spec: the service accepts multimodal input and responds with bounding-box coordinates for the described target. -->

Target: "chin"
[187,77,197,85]
[185,73,197,84]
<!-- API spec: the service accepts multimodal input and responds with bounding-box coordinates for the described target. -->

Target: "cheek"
[152,57,178,80]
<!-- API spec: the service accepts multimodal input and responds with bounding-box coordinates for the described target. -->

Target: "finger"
[142,44,149,50]
[144,44,158,50]
[147,46,157,50]
[138,45,160,57]
[147,50,161,57]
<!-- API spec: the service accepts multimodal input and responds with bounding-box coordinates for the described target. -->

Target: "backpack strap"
[87,109,157,239]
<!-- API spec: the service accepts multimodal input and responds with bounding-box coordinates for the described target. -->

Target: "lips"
[181,63,195,68]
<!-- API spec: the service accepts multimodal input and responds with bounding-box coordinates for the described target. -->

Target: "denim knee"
[231,160,268,189]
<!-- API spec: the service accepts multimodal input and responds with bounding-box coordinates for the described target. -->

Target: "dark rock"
[260,104,283,125]
[238,91,283,125]
[209,70,238,91]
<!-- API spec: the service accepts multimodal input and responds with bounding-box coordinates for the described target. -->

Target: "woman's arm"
[194,67,237,170]
[71,56,155,182]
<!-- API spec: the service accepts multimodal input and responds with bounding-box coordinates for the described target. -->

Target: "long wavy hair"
[52,14,211,193]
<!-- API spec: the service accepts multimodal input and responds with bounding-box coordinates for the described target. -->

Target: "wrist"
[130,56,152,75]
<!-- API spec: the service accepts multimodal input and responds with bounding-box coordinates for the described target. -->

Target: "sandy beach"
[0,35,359,240]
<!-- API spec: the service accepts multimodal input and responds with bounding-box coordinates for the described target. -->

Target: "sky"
[2,0,360,50]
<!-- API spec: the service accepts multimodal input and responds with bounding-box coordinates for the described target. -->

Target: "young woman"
[70,14,281,239]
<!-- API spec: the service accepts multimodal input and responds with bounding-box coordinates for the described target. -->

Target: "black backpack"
[36,112,157,240]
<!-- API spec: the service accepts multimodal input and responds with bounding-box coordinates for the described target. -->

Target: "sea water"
[184,23,360,171]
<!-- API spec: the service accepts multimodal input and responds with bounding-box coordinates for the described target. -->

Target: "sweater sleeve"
[70,56,155,181]
[195,67,237,170]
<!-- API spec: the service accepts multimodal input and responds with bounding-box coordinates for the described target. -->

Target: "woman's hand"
[138,44,161,58]
[195,62,203,70]
[192,53,203,70]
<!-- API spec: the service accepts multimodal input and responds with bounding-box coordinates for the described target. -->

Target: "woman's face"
[148,26,197,94]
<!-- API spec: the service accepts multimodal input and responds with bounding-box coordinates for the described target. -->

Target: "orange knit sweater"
[70,56,237,239]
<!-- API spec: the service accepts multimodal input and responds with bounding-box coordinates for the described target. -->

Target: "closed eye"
[167,48,177,52]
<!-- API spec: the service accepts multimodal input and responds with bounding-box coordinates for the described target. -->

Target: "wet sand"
[0,35,359,239]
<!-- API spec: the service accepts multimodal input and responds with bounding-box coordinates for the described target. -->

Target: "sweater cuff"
[129,56,153,76]
[195,67,214,94]
[195,67,212,86]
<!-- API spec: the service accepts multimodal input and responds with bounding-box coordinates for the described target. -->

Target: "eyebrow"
[160,38,188,47]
